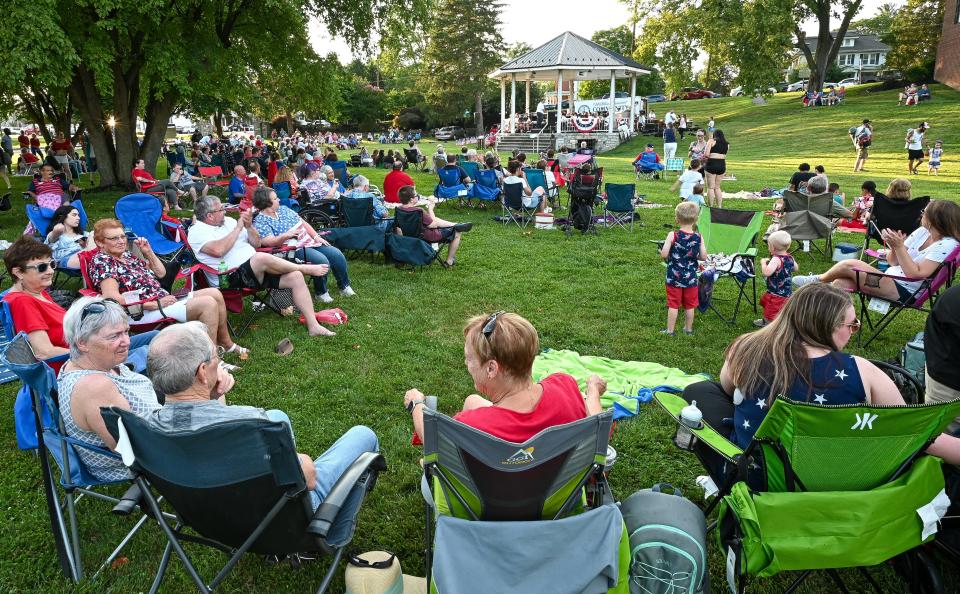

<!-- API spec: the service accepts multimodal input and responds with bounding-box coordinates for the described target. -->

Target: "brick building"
[935,0,960,90]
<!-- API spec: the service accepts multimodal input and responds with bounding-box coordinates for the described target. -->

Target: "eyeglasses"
[482,311,506,339]
[843,319,861,332]
[80,298,119,324]
[23,260,58,273]
[103,234,127,243]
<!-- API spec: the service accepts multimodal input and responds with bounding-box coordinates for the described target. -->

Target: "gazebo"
[488,31,654,153]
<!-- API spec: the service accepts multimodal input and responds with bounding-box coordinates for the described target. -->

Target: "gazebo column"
[525,80,530,115]
[629,76,637,135]
[510,74,517,134]
[571,80,578,115]
[556,70,564,134]
[608,71,616,133]
[500,78,506,132]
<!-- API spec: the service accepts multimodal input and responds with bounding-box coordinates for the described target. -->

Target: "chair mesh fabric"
[394,207,423,238]
[461,162,481,182]
[341,196,374,227]
[699,207,763,255]
[115,194,183,256]
[502,183,527,210]
[605,184,635,213]
[866,195,930,244]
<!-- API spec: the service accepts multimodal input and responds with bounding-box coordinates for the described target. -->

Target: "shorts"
[57,255,77,269]
[522,192,542,208]
[760,292,789,322]
[666,284,699,309]
[893,280,915,303]
[226,259,282,291]
[857,146,869,159]
[929,161,941,168]
[426,226,457,243]
[135,294,192,324]
[908,149,925,160]
[704,158,726,175]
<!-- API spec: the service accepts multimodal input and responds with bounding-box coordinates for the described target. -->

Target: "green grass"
[1,84,959,592]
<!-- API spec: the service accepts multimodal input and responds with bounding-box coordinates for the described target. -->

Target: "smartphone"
[124,230,138,240]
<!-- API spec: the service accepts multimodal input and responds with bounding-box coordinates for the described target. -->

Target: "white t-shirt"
[188,217,256,286]
[503,175,529,193]
[677,170,704,199]
[886,227,959,292]
[907,130,924,150]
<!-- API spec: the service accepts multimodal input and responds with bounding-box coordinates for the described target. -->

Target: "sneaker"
[792,274,821,287]
[682,329,694,336]
[341,286,356,297]
[453,222,473,233]
[753,318,768,328]
[219,360,240,372]
[659,329,675,336]
[316,292,334,303]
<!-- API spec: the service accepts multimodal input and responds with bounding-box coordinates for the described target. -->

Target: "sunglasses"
[347,552,395,570]
[23,260,58,273]
[843,319,861,332]
[482,311,506,339]
[80,298,119,324]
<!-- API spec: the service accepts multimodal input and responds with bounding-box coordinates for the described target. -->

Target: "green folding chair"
[421,408,630,593]
[698,206,764,324]
[655,392,960,593]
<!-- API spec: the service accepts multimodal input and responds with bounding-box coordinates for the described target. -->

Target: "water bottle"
[673,400,704,450]
[218,260,229,289]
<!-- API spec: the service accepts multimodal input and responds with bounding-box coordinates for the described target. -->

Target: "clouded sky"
[310,0,898,63]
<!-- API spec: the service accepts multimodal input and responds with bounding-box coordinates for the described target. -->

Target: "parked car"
[785,80,808,92]
[599,91,630,99]
[435,126,465,140]
[645,94,667,103]
[730,86,778,96]
[672,87,715,100]
[837,78,859,88]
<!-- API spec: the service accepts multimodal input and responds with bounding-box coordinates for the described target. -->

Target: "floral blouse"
[88,251,168,301]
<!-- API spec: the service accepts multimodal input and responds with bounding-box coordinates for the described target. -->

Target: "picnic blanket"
[532,349,709,419]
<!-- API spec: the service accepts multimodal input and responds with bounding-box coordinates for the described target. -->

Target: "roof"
[803,30,891,53]
[489,31,653,81]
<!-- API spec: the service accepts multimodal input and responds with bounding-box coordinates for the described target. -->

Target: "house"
[935,0,960,90]
[790,30,891,82]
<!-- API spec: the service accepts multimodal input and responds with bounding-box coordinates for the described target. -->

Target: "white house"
[791,30,891,82]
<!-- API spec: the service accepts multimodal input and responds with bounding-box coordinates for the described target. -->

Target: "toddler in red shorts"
[660,202,707,335]
[754,230,795,327]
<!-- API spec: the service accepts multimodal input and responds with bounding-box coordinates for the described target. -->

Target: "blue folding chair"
[461,161,481,183]
[114,193,184,261]
[434,167,470,200]
[330,161,354,188]
[272,181,300,212]
[473,169,502,202]
[523,169,558,206]
[26,201,88,287]
[603,183,639,230]
[1,333,157,583]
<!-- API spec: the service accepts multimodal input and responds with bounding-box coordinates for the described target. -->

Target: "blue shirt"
[732,353,866,448]
[228,175,245,202]
[663,128,677,143]
[666,229,701,288]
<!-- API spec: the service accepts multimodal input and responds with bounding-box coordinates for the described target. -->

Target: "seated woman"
[502,161,547,212]
[682,283,960,482]
[45,204,94,270]
[792,199,960,301]
[300,163,337,205]
[251,186,354,303]
[404,311,606,443]
[396,186,471,268]
[88,219,248,361]
[2,238,154,373]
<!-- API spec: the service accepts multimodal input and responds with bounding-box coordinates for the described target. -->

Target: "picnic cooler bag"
[535,213,555,230]
[620,484,710,594]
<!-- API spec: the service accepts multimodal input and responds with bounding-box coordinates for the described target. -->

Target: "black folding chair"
[387,207,446,267]
[100,407,386,594]
[862,195,930,258]
[501,183,537,229]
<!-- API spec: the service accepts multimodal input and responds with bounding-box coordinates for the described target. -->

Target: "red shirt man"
[17,132,29,149]
[382,162,414,203]
[30,135,41,149]
[131,160,158,188]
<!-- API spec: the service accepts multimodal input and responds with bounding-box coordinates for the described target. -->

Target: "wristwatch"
[406,398,425,413]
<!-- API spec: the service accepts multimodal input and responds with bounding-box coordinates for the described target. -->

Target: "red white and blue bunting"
[571,114,600,133]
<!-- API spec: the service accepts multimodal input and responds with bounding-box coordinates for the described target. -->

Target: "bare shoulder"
[73,373,125,405]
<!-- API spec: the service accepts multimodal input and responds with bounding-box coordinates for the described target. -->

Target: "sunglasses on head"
[23,260,58,273]
[80,298,119,324]
[482,311,506,339]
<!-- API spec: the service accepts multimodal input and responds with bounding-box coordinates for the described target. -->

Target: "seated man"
[633,144,664,175]
[383,159,414,204]
[441,153,471,184]
[187,195,335,336]
[228,165,246,205]
[145,322,379,512]
[432,145,446,173]
[502,161,547,212]
[804,174,852,219]
[396,185,471,268]
[918,84,932,102]
[407,140,425,167]
[131,159,179,206]
[18,148,41,174]
[344,175,391,231]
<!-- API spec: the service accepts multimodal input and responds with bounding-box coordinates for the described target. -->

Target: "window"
[839,54,856,66]
[842,38,855,47]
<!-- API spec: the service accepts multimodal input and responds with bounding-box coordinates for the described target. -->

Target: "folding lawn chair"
[603,183,638,231]
[271,181,300,212]
[664,157,685,178]
[324,196,387,255]
[852,244,960,348]
[434,167,470,201]
[404,148,425,171]
[698,206,764,324]
[461,161,481,183]
[114,193,185,262]
[330,161,353,188]
[524,168,559,207]
[100,407,386,594]
[386,207,445,267]
[862,195,930,259]
[421,408,629,592]
[501,182,538,229]
[25,200,88,287]
[780,190,835,259]
[197,166,231,196]
[134,177,167,200]
[0,333,159,583]
[654,392,960,594]
[472,169,502,204]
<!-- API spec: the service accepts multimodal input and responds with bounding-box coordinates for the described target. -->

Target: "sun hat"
[344,551,426,594]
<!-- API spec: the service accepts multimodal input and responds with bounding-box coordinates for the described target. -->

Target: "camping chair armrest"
[653,392,744,462]
[853,267,926,284]
[79,288,99,298]
[111,483,143,516]
[307,452,386,539]
[159,220,181,231]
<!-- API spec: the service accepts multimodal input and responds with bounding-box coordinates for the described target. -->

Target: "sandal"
[222,344,250,361]
[442,258,456,269]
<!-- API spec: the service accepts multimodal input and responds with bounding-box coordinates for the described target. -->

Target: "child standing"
[660,202,707,336]
[754,231,795,327]
[929,141,943,175]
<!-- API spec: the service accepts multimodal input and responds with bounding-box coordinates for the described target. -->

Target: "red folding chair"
[198,166,231,196]
[134,178,166,200]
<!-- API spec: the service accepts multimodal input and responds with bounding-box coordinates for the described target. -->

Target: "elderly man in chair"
[145,322,379,512]
[187,195,335,336]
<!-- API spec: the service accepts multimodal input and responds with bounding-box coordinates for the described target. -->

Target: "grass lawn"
[1,84,958,592]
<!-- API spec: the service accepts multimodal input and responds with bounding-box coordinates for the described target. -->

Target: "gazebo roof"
[489,31,653,81]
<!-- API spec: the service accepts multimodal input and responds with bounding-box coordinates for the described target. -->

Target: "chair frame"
[603,183,639,231]
[501,182,538,229]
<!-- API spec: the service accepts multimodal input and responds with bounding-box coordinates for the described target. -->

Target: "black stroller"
[563,166,603,235]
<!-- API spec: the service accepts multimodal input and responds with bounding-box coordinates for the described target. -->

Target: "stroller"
[563,167,602,235]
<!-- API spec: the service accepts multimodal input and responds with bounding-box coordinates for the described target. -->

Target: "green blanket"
[532,349,709,416]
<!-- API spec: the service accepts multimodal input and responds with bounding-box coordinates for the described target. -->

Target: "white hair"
[63,297,129,359]
[147,322,213,397]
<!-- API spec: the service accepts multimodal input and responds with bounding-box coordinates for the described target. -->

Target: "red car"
[672,87,716,100]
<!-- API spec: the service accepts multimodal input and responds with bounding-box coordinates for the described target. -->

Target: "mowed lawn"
[0,84,958,593]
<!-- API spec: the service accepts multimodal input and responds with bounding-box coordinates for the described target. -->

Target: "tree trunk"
[69,66,118,187]
[285,110,293,134]
[141,94,176,178]
[796,0,864,95]
[474,91,484,136]
[214,108,224,138]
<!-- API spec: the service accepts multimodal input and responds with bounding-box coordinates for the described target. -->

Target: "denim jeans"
[264,410,379,546]
[295,246,350,295]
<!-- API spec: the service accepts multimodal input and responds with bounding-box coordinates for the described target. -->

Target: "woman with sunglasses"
[680,283,960,482]
[404,311,607,444]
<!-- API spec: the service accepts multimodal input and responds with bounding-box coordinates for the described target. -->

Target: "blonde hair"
[93,218,124,244]
[768,230,791,252]
[885,178,912,200]
[675,201,699,225]
[463,312,539,379]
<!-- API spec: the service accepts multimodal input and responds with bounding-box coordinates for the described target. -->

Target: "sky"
[308,0,899,64]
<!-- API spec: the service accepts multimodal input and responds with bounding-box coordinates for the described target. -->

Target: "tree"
[635,8,698,94]
[886,0,943,79]
[580,26,635,98]
[419,0,505,134]
[851,2,898,44]
[792,0,868,93]
[252,49,344,134]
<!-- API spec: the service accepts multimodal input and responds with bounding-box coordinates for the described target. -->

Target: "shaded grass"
[0,84,958,592]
